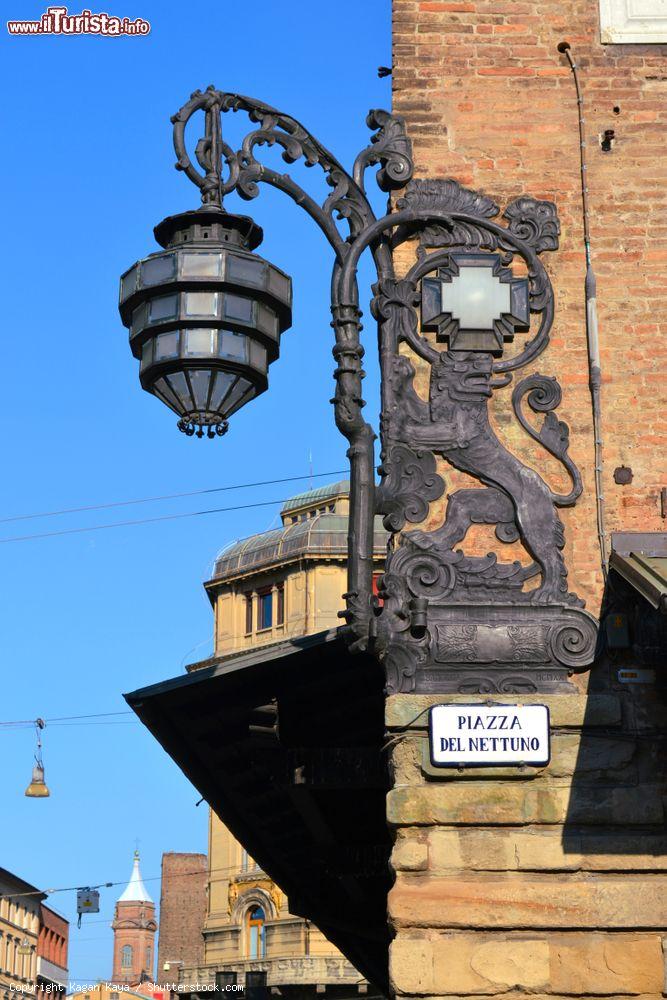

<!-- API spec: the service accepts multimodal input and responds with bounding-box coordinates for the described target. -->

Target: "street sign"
[429,703,550,768]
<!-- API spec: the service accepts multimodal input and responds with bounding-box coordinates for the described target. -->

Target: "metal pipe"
[558,41,608,581]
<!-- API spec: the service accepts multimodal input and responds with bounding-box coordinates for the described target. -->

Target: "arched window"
[245,906,265,959]
[121,944,133,968]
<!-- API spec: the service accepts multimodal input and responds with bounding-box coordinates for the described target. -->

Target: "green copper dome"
[211,481,388,581]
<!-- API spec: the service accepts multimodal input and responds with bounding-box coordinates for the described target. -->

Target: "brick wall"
[156,853,207,976]
[38,904,68,970]
[392,0,667,617]
[387,4,667,997]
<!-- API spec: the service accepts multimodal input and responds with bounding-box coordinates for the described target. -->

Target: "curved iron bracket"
[169,93,597,687]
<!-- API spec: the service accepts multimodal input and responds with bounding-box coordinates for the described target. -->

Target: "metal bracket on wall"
[161,93,598,693]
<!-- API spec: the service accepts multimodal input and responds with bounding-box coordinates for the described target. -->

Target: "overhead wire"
[0,469,347,525]
[0,467,353,543]
[0,861,277,901]
[0,711,134,728]
[0,497,296,544]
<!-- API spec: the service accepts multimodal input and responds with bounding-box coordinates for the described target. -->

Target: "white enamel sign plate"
[429,703,550,768]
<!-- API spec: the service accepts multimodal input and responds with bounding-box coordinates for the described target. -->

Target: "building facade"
[111,854,157,986]
[179,482,387,997]
[0,868,41,1000]
[0,870,69,1000]
[203,482,364,660]
[385,2,667,997]
[37,904,69,996]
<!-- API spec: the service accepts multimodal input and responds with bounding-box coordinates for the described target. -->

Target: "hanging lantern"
[119,208,292,438]
[25,719,50,798]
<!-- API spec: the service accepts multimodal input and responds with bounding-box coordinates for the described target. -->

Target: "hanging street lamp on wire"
[25,718,50,798]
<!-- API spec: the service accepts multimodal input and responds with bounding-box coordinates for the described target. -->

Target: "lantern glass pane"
[121,266,138,301]
[141,340,153,370]
[149,294,178,322]
[223,294,253,323]
[249,341,268,373]
[185,329,217,356]
[131,302,149,336]
[184,291,219,317]
[441,266,511,330]
[223,377,252,413]
[189,370,213,410]
[153,377,181,412]
[209,372,235,411]
[256,303,279,339]
[229,384,257,415]
[267,267,291,302]
[165,372,192,409]
[142,255,176,286]
[155,331,180,360]
[180,252,223,278]
[219,330,248,362]
[227,255,266,287]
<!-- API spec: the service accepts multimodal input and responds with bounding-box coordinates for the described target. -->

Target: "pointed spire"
[118,850,153,903]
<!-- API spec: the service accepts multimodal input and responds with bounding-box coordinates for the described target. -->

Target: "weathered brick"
[428,827,667,872]
[387,782,664,827]
[393,830,429,871]
[550,934,664,994]
[389,932,663,995]
[385,694,622,730]
[389,874,667,929]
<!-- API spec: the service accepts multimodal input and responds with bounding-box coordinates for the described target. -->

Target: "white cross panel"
[441,266,511,331]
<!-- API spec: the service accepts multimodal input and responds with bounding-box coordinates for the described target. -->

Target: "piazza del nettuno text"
[123,0,667,996]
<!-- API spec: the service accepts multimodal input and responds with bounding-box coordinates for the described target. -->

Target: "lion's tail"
[511,374,583,508]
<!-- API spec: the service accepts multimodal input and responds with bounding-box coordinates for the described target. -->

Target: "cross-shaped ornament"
[421,252,530,355]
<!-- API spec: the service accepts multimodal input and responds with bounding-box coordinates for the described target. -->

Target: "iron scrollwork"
[373,179,597,691]
[170,92,598,691]
[170,87,415,650]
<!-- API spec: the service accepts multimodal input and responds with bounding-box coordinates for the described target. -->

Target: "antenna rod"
[558,41,608,581]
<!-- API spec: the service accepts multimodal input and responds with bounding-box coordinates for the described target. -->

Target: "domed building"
[201,480,387,661]
[165,481,389,998]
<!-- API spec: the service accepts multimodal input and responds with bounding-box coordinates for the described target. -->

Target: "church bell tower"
[111,851,157,984]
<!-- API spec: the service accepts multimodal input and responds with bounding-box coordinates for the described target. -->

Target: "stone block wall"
[386,693,667,997]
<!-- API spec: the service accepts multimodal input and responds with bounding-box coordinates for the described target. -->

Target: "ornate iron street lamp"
[119,126,292,438]
[119,88,598,693]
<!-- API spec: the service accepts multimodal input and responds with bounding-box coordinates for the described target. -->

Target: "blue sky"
[0,0,390,982]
